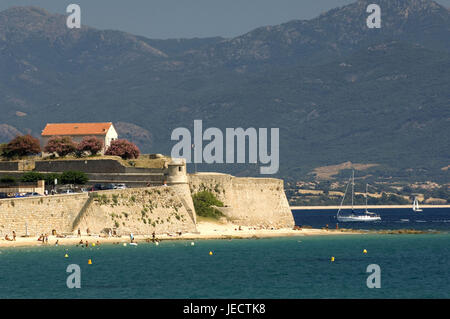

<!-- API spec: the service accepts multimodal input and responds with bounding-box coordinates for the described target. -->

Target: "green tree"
[60,171,89,185]
[0,175,17,184]
[44,173,62,186]
[20,172,45,183]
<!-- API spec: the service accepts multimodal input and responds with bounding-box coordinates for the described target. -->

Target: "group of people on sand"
[38,234,49,243]
[77,239,101,247]
[4,231,16,241]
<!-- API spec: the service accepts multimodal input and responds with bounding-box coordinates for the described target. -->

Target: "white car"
[114,184,127,189]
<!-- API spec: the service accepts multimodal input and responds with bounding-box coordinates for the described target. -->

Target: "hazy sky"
[1,0,449,39]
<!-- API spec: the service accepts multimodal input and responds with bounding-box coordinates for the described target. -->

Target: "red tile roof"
[41,123,113,136]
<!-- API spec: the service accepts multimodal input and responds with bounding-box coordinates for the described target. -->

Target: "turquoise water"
[0,233,449,298]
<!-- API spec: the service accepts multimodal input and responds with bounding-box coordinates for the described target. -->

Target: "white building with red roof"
[41,122,118,154]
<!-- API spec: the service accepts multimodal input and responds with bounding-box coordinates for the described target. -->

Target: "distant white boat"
[336,170,381,222]
[412,197,423,212]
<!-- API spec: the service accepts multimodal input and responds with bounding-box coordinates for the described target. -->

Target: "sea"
[0,207,448,299]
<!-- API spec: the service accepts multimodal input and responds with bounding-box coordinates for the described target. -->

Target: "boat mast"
[337,174,352,217]
[365,183,368,212]
[351,170,354,211]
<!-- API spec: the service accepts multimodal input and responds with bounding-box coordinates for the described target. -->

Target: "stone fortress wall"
[189,173,294,228]
[0,185,197,237]
[0,157,293,236]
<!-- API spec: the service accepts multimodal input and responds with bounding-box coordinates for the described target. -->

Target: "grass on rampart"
[192,191,225,220]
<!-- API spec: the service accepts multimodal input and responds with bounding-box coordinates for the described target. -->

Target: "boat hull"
[337,215,381,222]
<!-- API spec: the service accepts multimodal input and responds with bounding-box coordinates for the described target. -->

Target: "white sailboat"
[336,170,381,222]
[412,197,423,212]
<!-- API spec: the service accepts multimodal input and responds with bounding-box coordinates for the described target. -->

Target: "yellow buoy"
[209,251,213,255]
[363,249,367,254]
[123,243,127,247]
[64,254,69,258]
[155,242,159,246]
[92,243,96,247]
[331,256,335,262]
[88,259,92,265]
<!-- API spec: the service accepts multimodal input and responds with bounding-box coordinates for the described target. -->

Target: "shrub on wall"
[0,175,17,184]
[192,191,224,219]
[60,171,89,185]
[77,136,104,156]
[44,173,62,186]
[20,172,45,183]
[44,136,77,157]
[105,139,140,159]
[4,135,41,158]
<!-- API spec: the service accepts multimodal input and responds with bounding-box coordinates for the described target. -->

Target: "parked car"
[103,184,116,190]
[58,189,75,194]
[88,184,104,191]
[24,192,41,197]
[114,184,127,189]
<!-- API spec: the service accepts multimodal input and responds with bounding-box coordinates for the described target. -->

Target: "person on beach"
[130,233,134,242]
[152,231,156,242]
[12,231,16,241]
[55,240,59,246]
[85,241,88,247]
[77,228,81,237]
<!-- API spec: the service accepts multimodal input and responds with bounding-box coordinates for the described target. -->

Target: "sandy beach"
[0,222,357,248]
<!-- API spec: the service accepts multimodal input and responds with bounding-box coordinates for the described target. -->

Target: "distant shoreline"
[291,205,450,210]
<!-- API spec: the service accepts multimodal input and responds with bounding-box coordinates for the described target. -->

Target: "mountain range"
[0,0,449,182]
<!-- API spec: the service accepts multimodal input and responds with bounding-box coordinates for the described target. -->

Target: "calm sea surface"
[0,232,449,298]
[292,207,450,231]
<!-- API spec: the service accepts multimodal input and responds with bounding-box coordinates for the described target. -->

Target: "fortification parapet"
[166,158,188,184]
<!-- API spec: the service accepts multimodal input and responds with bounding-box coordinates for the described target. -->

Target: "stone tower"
[166,158,188,185]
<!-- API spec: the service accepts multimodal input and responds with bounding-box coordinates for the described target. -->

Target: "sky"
[0,0,449,39]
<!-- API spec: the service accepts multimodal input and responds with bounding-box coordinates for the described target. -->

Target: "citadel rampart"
[0,184,196,237]
[0,157,187,187]
[189,173,294,228]
[0,157,294,235]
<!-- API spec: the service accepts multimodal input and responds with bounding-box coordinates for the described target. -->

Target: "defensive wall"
[0,184,196,237]
[0,158,294,235]
[189,173,294,228]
